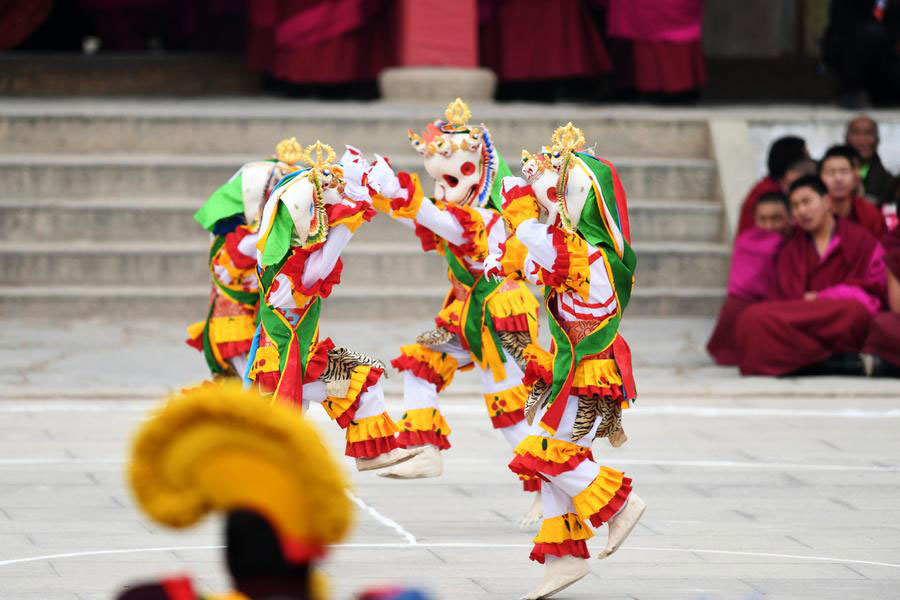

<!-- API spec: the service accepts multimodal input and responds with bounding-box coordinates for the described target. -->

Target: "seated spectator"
[820,145,886,240]
[735,175,886,376]
[737,136,811,235]
[707,192,792,365]
[846,115,897,208]
[863,224,900,376]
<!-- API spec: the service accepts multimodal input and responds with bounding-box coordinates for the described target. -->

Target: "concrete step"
[0,154,717,201]
[0,285,724,319]
[0,99,710,158]
[0,197,724,244]
[0,54,260,97]
[0,241,729,288]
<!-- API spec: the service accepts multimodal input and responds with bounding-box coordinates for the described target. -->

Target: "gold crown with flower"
[408,97,486,158]
[275,137,305,165]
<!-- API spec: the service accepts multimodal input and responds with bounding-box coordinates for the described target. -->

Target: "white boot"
[376,445,443,478]
[518,494,543,529]
[597,492,646,559]
[355,447,423,472]
[520,556,590,599]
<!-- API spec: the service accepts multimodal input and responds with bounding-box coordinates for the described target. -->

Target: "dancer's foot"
[520,556,589,599]
[355,447,423,472]
[376,445,442,478]
[597,492,646,559]
[518,494,543,529]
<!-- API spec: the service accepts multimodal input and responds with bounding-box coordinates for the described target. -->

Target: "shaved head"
[845,115,879,161]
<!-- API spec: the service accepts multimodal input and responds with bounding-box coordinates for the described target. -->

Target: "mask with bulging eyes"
[422,129,485,206]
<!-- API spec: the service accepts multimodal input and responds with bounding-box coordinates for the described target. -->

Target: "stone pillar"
[378,0,496,101]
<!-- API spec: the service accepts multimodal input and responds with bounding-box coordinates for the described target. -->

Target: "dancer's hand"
[368,154,404,200]
[340,145,371,202]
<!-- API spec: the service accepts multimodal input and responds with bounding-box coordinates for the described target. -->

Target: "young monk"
[737,136,811,234]
[707,192,792,365]
[735,175,886,376]
[863,223,900,375]
[820,145,886,240]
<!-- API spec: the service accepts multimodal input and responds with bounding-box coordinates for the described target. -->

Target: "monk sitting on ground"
[820,144,886,240]
[736,136,812,234]
[707,192,792,365]
[863,223,900,376]
[735,175,886,376]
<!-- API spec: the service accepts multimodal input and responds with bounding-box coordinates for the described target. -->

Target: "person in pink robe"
[606,0,705,97]
[707,192,791,365]
[736,175,886,376]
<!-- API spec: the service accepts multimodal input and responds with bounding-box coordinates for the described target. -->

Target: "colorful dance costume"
[186,138,305,378]
[246,142,416,471]
[502,124,645,599]
[372,99,542,490]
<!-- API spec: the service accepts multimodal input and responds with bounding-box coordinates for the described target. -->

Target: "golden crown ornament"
[275,137,304,165]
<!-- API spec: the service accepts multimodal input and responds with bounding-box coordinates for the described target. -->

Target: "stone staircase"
[0,100,728,320]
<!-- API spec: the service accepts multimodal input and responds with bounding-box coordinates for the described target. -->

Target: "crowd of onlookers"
[707,115,900,378]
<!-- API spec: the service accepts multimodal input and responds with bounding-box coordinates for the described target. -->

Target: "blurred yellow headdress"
[129,383,352,562]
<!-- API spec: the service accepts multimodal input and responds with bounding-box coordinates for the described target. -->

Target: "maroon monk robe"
[736,219,885,376]
[846,196,887,240]
[736,177,782,236]
[863,225,900,366]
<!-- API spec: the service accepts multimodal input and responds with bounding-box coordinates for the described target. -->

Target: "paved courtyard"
[1,318,899,599]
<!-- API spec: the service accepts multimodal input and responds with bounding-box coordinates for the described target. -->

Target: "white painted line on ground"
[1,543,898,570]
[2,401,899,419]
[345,490,417,545]
[2,456,897,473]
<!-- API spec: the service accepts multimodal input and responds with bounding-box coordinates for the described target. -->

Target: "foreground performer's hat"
[129,382,352,563]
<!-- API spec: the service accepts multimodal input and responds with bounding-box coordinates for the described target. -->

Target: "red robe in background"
[863,225,900,366]
[707,226,785,365]
[844,195,887,240]
[247,0,396,84]
[736,177,783,236]
[735,219,886,376]
[479,0,611,81]
[606,0,706,93]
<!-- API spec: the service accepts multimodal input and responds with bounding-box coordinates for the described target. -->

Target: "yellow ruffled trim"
[440,201,489,260]
[398,407,452,437]
[499,236,530,276]
[523,342,554,373]
[346,413,399,443]
[209,314,257,344]
[502,189,540,229]
[371,193,392,214]
[559,231,591,300]
[397,343,460,391]
[572,467,627,521]
[391,172,425,220]
[330,210,369,234]
[572,358,622,390]
[320,356,383,422]
[514,435,590,464]
[487,281,540,340]
[484,383,528,417]
[534,513,594,544]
